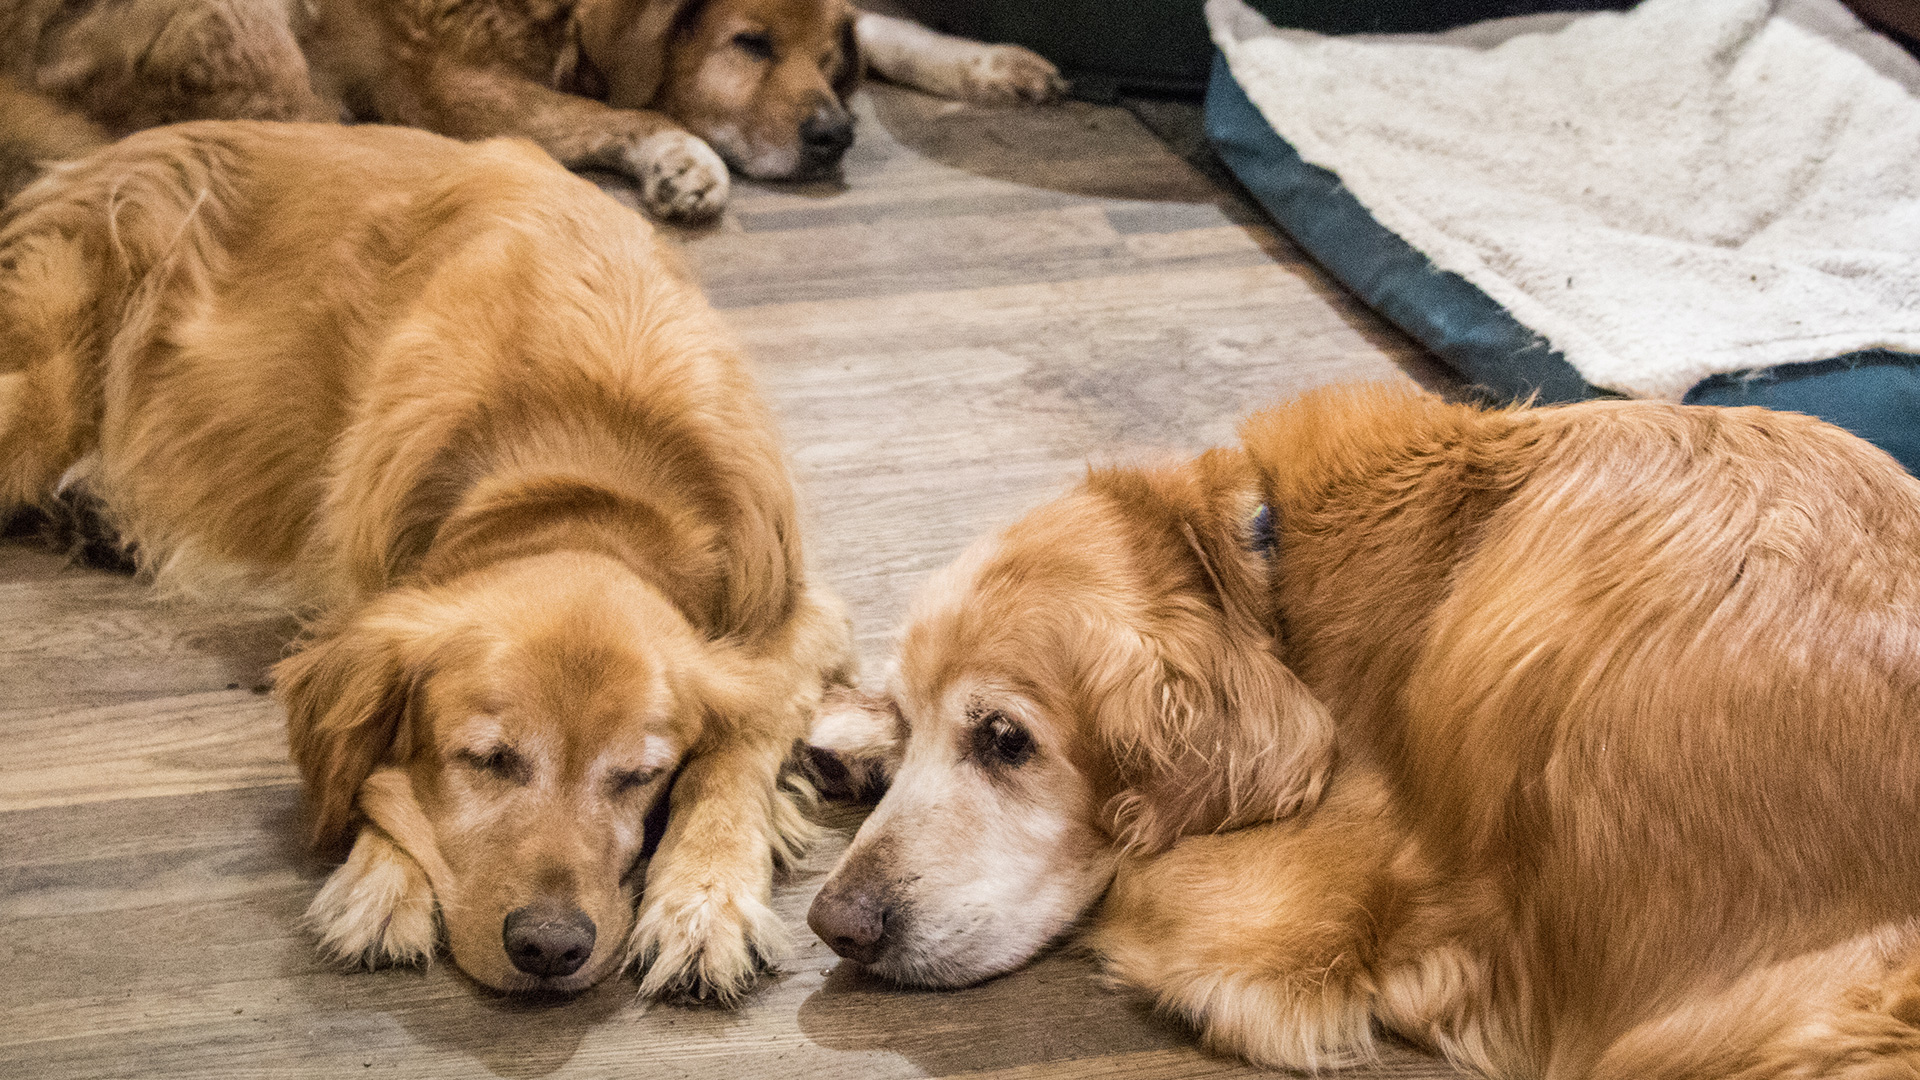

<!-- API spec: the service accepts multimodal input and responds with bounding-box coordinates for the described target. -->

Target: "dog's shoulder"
[1237,385,1550,535]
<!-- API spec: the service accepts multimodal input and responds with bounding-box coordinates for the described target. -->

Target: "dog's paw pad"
[962,45,1069,105]
[629,132,730,223]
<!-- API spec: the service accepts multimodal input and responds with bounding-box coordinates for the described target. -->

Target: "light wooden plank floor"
[0,84,1471,1078]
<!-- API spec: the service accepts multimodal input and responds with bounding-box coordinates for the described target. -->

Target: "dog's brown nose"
[503,901,596,978]
[808,878,891,964]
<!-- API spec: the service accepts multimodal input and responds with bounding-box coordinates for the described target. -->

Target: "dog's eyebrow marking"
[639,734,678,772]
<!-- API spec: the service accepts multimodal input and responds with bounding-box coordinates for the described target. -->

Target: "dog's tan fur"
[809,385,1920,1077]
[0,0,1060,219]
[0,120,853,997]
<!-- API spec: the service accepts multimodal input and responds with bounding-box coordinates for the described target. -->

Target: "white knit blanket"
[1209,0,1920,400]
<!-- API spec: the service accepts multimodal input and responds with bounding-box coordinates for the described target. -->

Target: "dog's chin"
[855,948,1016,991]
[457,949,625,998]
[707,136,845,183]
[853,920,1076,991]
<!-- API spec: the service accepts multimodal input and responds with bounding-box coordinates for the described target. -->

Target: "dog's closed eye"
[459,745,529,784]
[609,766,661,796]
[732,31,774,62]
[969,709,1035,770]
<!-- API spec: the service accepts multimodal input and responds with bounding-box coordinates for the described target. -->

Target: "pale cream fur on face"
[842,534,1125,983]
[844,675,1117,987]
[807,480,1328,986]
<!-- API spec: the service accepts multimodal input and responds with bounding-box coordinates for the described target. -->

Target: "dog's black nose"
[800,103,855,159]
[503,901,596,978]
[807,879,891,964]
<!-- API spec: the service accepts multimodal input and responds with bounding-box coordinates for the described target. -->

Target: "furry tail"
[0,77,107,203]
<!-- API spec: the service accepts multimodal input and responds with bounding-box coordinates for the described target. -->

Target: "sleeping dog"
[0,0,1064,219]
[0,120,853,997]
[808,385,1920,1076]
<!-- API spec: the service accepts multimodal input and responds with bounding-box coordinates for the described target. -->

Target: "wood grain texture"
[0,84,1468,1077]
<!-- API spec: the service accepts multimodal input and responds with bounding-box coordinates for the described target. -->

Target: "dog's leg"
[853,13,1067,105]
[373,65,728,222]
[1587,923,1920,1080]
[626,734,794,1002]
[305,769,450,968]
[0,224,108,513]
[36,0,333,132]
[0,77,108,199]
[306,825,441,968]
[1087,772,1439,1073]
[802,686,902,802]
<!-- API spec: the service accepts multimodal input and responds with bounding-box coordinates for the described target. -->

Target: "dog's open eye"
[732,31,775,62]
[970,710,1036,769]
[458,745,527,783]
[610,767,660,796]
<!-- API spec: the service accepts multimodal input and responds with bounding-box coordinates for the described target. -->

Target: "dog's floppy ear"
[275,593,439,855]
[570,0,701,110]
[1096,623,1334,855]
[1086,453,1335,854]
[831,15,864,103]
[1098,618,1336,853]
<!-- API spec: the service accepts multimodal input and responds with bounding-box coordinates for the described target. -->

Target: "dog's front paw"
[626,885,787,1003]
[627,131,730,223]
[306,827,439,968]
[958,44,1069,105]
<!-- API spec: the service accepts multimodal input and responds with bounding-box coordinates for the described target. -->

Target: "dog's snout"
[502,901,597,978]
[800,103,854,159]
[808,877,892,964]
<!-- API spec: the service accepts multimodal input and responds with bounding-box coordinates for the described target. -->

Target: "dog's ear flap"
[571,0,700,110]
[1098,628,1334,855]
[831,15,864,103]
[275,595,438,855]
[1082,450,1335,853]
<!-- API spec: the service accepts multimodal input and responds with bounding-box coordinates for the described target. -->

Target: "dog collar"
[1249,503,1277,558]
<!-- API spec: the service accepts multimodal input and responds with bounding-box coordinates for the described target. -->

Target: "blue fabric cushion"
[1205,51,1920,474]
[1686,353,1920,475]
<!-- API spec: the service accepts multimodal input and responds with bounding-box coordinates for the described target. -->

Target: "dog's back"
[1246,387,1920,1075]
[0,121,797,631]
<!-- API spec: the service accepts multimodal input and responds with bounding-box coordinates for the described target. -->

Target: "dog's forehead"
[896,493,1138,711]
[706,0,848,35]
[421,617,677,729]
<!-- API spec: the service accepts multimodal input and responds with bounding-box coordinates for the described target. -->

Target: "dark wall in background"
[889,0,1638,99]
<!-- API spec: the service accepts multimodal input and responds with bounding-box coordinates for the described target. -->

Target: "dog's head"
[277,551,775,993]
[807,451,1335,986]
[571,0,861,180]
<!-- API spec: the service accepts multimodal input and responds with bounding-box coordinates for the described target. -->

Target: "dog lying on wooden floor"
[0,120,854,997]
[807,385,1920,1077]
[0,0,1064,218]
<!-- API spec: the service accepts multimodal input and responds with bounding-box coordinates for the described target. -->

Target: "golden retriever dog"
[0,120,854,997]
[807,385,1920,1077]
[1,0,1063,219]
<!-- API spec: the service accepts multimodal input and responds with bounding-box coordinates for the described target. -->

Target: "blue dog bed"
[1205,0,1920,473]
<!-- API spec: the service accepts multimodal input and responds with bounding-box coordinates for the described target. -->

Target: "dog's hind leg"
[1588,923,1920,1080]
[1087,768,1457,1074]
